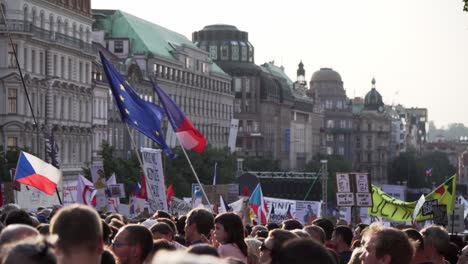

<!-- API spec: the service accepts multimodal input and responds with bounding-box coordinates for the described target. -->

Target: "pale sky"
[92,0,468,128]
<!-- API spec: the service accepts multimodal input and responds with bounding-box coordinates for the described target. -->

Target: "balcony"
[0,19,96,54]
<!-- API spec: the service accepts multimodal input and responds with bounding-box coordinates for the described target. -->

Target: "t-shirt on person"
[217,243,247,263]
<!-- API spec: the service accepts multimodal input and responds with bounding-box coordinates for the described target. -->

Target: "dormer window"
[114,40,123,53]
[220,45,229,60]
[209,46,217,60]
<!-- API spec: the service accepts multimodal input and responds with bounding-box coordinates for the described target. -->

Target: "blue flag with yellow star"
[99,52,175,158]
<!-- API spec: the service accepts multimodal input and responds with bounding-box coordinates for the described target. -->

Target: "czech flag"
[152,80,207,153]
[249,184,268,224]
[15,152,61,196]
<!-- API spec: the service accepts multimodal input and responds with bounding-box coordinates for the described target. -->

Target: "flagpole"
[176,139,213,212]
[124,123,161,213]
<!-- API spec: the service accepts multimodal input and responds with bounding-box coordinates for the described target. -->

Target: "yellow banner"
[369,175,456,222]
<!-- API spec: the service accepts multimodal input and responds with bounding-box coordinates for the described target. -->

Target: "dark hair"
[150,222,174,239]
[102,220,112,245]
[186,209,214,237]
[187,243,220,257]
[266,223,280,231]
[282,219,303,231]
[36,224,50,236]
[275,238,335,264]
[1,237,56,264]
[105,213,126,225]
[403,228,424,251]
[256,230,268,239]
[151,239,176,256]
[101,247,117,264]
[312,218,334,241]
[50,205,102,255]
[174,234,186,247]
[334,225,353,246]
[122,225,154,261]
[176,215,187,235]
[5,209,34,226]
[268,229,298,261]
[153,210,172,219]
[158,218,177,235]
[215,213,248,257]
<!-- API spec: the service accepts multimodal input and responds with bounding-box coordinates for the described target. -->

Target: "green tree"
[0,146,31,182]
[387,150,455,188]
[305,154,352,204]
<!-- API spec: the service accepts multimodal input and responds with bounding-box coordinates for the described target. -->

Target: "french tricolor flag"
[15,151,61,196]
[152,81,207,153]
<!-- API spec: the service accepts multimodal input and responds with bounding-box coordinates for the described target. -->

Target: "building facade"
[92,10,233,158]
[309,68,353,160]
[352,79,392,185]
[0,0,94,179]
[192,25,322,170]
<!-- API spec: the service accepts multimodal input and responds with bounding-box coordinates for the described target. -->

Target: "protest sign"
[141,148,168,212]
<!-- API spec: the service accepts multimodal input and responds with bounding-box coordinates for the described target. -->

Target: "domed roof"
[364,78,384,110]
[201,24,239,31]
[311,68,342,82]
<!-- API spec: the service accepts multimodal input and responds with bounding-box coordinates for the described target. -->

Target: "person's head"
[150,222,174,241]
[245,238,262,264]
[101,247,117,264]
[50,204,103,260]
[0,224,40,247]
[353,223,368,242]
[291,229,311,239]
[158,218,177,236]
[421,225,450,260]
[260,229,298,264]
[147,238,176,260]
[281,219,303,231]
[112,224,153,264]
[36,223,50,236]
[266,223,280,231]
[458,245,468,264]
[360,223,414,264]
[4,209,34,226]
[251,225,268,237]
[185,209,214,242]
[403,228,425,253]
[152,210,172,219]
[0,237,56,264]
[275,238,336,264]
[105,213,126,225]
[348,245,365,264]
[303,225,325,244]
[186,243,220,257]
[311,218,334,241]
[176,215,187,235]
[444,242,460,264]
[214,212,248,257]
[332,225,353,251]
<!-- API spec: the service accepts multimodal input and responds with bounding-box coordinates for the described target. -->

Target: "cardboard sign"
[336,173,351,193]
[355,173,370,193]
[336,193,354,206]
[433,205,448,226]
[356,193,373,207]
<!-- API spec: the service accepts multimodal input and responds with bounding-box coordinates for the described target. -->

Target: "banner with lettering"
[141,148,168,212]
[264,197,321,224]
[369,175,456,222]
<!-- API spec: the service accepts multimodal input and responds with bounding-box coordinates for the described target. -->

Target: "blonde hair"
[244,238,262,264]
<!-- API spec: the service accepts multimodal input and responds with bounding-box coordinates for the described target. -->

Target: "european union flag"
[99,52,175,158]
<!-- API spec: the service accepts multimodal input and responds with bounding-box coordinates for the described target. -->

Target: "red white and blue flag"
[15,151,61,195]
[249,183,269,224]
[426,168,433,177]
[152,81,207,153]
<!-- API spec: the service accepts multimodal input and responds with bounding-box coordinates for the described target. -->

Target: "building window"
[23,48,28,70]
[325,100,333,109]
[338,134,345,142]
[7,137,18,151]
[241,45,247,61]
[114,40,123,53]
[220,45,229,60]
[185,57,191,69]
[326,134,333,142]
[79,62,83,82]
[8,43,17,68]
[234,78,241,93]
[209,46,217,60]
[326,120,334,128]
[85,63,89,84]
[231,41,239,60]
[8,89,17,114]
[338,147,345,155]
[39,52,44,74]
[340,120,346,128]
[53,54,57,76]
[68,58,72,80]
[60,56,65,78]
[202,63,208,73]
[31,49,36,73]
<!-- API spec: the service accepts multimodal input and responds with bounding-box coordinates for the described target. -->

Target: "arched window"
[64,20,68,35]
[31,7,36,26]
[79,25,83,40]
[57,17,62,33]
[49,14,54,31]
[0,4,6,24]
[40,11,44,28]
[23,5,29,22]
[72,22,76,38]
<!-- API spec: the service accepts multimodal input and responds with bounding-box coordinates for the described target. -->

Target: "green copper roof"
[93,10,227,75]
[261,63,294,87]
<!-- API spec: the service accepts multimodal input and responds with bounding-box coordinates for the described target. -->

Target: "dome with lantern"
[364,78,384,112]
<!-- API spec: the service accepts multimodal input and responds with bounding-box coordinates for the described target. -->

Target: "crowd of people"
[0,203,466,264]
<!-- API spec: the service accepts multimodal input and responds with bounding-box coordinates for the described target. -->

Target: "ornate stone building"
[352,79,392,185]
[192,25,322,170]
[0,0,95,178]
[309,68,353,160]
[92,11,233,158]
